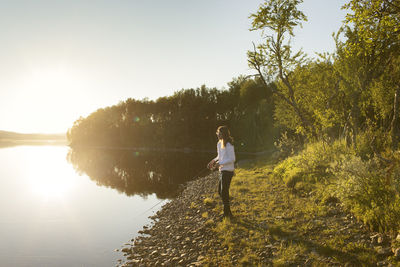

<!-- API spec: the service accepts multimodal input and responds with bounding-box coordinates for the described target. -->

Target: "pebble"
[150,250,158,256]
[127,259,140,264]
[197,255,205,261]
[121,248,130,253]
[162,260,171,266]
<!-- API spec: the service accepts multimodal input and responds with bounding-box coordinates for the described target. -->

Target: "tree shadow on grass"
[231,217,376,266]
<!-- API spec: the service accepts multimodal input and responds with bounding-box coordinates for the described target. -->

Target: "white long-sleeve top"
[214,141,235,171]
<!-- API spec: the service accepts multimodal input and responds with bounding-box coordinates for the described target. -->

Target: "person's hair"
[217,125,234,148]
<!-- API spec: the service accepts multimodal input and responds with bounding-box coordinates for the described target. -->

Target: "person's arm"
[214,142,221,162]
[207,143,220,169]
[207,157,218,169]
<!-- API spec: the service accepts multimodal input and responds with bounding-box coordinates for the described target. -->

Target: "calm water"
[0,146,213,267]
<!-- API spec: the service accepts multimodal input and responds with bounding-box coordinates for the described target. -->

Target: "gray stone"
[197,255,205,261]
[127,259,140,264]
[161,260,171,266]
[121,247,131,253]
[189,262,202,266]
[150,250,158,256]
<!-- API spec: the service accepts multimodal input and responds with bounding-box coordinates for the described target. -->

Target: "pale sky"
[0,0,348,134]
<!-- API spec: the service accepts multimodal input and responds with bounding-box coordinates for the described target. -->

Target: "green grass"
[202,155,380,266]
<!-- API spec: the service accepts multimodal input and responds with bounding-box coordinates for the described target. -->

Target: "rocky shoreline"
[117,171,225,266]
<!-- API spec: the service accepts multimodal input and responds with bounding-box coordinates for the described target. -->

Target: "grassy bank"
[202,149,400,266]
[121,141,400,266]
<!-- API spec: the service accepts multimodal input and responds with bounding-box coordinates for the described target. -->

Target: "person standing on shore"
[207,126,236,219]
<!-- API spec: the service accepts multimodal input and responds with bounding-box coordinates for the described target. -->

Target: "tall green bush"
[273,137,400,232]
[331,156,400,232]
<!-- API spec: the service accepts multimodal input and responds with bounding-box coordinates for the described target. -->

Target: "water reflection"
[0,146,167,267]
[67,148,215,199]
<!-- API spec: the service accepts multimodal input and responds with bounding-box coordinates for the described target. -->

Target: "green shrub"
[273,156,296,178]
[273,139,351,188]
[331,155,400,232]
[273,156,304,188]
[274,131,302,159]
[272,137,400,233]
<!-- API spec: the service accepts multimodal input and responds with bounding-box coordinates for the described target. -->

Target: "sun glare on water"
[31,176,72,200]
[26,147,77,201]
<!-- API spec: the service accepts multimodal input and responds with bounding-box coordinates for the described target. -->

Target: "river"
[0,145,214,266]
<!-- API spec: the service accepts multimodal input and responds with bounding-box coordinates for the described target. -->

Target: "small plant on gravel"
[272,242,307,266]
[203,197,214,206]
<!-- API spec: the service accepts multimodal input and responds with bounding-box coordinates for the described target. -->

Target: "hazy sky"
[0,0,347,134]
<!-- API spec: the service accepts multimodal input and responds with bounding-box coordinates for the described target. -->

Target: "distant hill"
[0,130,66,141]
[0,130,67,147]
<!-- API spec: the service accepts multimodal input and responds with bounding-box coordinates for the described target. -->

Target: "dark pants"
[218,171,234,216]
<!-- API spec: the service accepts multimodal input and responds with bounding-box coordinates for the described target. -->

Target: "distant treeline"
[67,80,277,152]
[0,130,66,141]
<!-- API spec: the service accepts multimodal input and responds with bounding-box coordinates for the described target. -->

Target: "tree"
[248,0,317,138]
[272,60,343,140]
[335,0,400,147]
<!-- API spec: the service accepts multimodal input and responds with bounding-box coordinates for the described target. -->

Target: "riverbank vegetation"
[245,0,400,241]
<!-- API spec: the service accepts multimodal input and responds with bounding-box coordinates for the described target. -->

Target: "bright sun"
[16,66,88,133]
